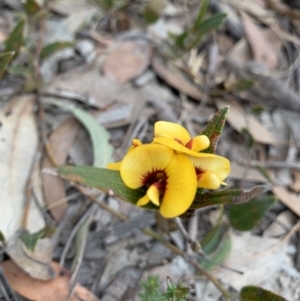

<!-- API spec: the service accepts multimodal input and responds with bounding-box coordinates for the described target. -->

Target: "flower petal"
[137,194,150,206]
[107,162,122,170]
[120,144,174,189]
[107,139,143,170]
[154,121,191,145]
[128,138,143,151]
[185,135,210,152]
[160,153,197,218]
[197,173,220,189]
[154,136,213,157]
[188,155,230,189]
[147,184,160,206]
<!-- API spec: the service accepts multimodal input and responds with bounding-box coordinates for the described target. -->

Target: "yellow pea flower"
[153,121,230,189]
[107,139,142,170]
[188,155,230,189]
[120,144,197,218]
[153,121,210,157]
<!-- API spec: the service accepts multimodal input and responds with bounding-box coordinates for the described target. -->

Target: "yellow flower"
[120,144,197,218]
[153,121,230,189]
[153,121,210,157]
[188,155,230,189]
[107,139,142,170]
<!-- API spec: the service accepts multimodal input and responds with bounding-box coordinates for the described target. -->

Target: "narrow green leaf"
[199,233,231,271]
[201,222,223,255]
[240,286,287,301]
[0,230,5,242]
[176,32,188,50]
[193,0,209,30]
[20,226,57,252]
[201,106,229,154]
[25,0,40,15]
[72,215,92,271]
[197,13,227,35]
[44,99,113,168]
[241,128,254,149]
[41,41,74,60]
[191,184,271,209]
[0,51,15,80]
[57,165,156,208]
[72,108,113,167]
[229,196,276,231]
[5,19,25,54]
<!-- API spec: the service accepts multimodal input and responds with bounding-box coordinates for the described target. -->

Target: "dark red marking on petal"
[141,169,168,195]
[195,167,206,181]
[174,138,183,145]
[185,138,193,150]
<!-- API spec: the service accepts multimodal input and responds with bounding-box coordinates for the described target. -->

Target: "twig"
[75,185,231,299]
[75,185,127,221]
[143,228,232,300]
[67,203,98,301]
[59,203,96,266]
[239,159,300,170]
[174,217,203,254]
[265,0,300,21]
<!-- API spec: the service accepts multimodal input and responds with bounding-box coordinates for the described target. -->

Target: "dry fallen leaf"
[212,223,300,292]
[0,95,45,240]
[215,98,278,144]
[6,234,55,280]
[103,40,152,84]
[227,0,275,24]
[290,170,300,192]
[2,260,99,301]
[45,62,144,109]
[42,118,80,222]
[151,55,203,101]
[263,210,296,237]
[241,12,278,69]
[272,186,300,217]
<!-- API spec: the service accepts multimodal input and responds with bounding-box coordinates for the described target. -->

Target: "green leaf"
[229,195,276,231]
[57,165,154,207]
[41,41,74,60]
[199,232,231,271]
[44,99,113,167]
[201,106,229,154]
[232,78,254,92]
[191,184,271,209]
[198,207,231,271]
[5,19,25,54]
[72,108,113,167]
[0,230,5,242]
[197,13,227,35]
[169,31,188,51]
[193,0,209,30]
[251,104,265,117]
[72,215,92,271]
[20,226,57,252]
[139,275,161,301]
[25,0,40,15]
[0,51,15,80]
[240,286,287,301]
[143,0,164,24]
[241,128,254,149]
